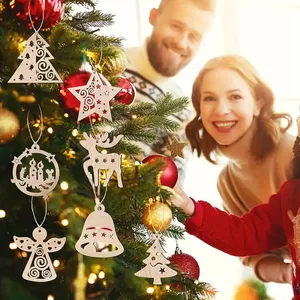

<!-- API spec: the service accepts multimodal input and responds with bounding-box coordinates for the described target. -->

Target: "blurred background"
[98,0,299,299]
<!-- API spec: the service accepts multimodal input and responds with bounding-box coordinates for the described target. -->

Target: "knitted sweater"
[217,121,295,278]
[185,179,300,299]
[123,40,192,181]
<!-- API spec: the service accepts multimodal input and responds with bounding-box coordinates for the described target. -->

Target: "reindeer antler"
[96,134,124,148]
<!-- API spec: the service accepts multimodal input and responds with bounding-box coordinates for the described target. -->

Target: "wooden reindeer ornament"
[80,132,124,190]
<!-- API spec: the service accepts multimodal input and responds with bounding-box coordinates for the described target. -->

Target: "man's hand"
[255,256,293,284]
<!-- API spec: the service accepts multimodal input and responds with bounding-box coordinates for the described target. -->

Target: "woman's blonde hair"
[185,55,292,164]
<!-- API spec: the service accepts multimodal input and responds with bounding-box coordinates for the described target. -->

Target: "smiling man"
[123,0,215,175]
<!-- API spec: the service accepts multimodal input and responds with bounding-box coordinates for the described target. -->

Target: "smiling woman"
[185,54,296,286]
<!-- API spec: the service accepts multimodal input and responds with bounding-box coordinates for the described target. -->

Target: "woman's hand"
[167,183,195,216]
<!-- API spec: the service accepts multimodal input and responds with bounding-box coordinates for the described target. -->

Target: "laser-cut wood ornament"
[14,227,66,282]
[68,71,122,122]
[8,32,62,83]
[75,204,124,258]
[135,232,177,284]
[80,131,124,190]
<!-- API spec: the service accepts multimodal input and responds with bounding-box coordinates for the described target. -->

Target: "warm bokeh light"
[98,271,105,279]
[146,287,154,294]
[88,277,95,284]
[0,209,6,218]
[61,219,69,226]
[47,295,55,300]
[72,129,78,137]
[60,181,69,191]
[53,260,60,267]
[89,273,97,280]
[9,242,17,250]
[47,127,54,134]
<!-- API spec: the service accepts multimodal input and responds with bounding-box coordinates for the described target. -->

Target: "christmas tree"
[0,0,216,299]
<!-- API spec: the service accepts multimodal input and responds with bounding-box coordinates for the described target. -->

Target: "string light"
[146,287,154,294]
[102,280,107,287]
[134,161,140,166]
[9,242,17,250]
[53,260,60,267]
[47,127,54,134]
[60,181,69,191]
[72,129,78,137]
[75,207,81,216]
[194,280,199,285]
[165,285,170,290]
[21,251,28,258]
[98,271,105,279]
[131,114,137,119]
[89,273,97,280]
[0,209,6,218]
[47,295,54,300]
[61,219,69,226]
[64,113,69,118]
[101,150,107,154]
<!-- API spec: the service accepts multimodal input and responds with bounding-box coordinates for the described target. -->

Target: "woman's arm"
[171,184,287,257]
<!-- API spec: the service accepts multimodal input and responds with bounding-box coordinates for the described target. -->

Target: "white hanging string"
[27,105,43,145]
[31,196,48,227]
[28,0,45,33]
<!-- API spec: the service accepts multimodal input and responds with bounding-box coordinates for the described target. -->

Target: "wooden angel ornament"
[13,227,66,282]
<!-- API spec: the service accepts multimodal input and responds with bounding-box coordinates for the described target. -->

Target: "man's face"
[147,0,214,77]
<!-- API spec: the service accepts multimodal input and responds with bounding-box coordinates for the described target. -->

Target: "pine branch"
[64,10,115,32]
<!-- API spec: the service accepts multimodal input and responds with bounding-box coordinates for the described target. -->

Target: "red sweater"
[185,179,300,299]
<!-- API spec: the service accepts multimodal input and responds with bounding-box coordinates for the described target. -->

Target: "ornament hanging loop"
[28,0,45,32]
[27,104,43,145]
[31,196,48,228]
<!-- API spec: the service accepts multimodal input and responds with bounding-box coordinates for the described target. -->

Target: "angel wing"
[13,236,36,252]
[45,237,66,252]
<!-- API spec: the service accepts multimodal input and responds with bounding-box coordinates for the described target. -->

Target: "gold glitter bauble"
[143,201,173,232]
[0,108,20,144]
[102,47,127,76]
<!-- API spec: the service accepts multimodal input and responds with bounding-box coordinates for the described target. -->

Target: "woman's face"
[200,68,261,146]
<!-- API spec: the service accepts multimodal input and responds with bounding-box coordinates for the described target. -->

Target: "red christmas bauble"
[142,155,178,188]
[113,76,136,105]
[10,0,64,30]
[59,71,93,121]
[169,251,200,280]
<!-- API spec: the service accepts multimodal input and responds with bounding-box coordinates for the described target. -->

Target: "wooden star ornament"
[68,71,122,122]
[166,136,187,158]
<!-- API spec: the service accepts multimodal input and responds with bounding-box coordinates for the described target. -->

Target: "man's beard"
[147,37,190,77]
